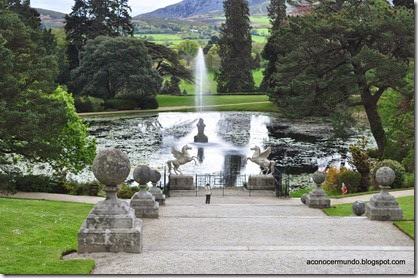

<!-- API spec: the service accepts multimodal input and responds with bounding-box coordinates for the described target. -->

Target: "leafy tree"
[0,11,95,178]
[176,40,200,66]
[144,40,193,82]
[265,0,414,155]
[268,0,287,28]
[203,35,219,54]
[217,0,254,93]
[71,36,162,100]
[6,0,40,29]
[64,0,133,69]
[205,44,221,73]
[161,76,181,95]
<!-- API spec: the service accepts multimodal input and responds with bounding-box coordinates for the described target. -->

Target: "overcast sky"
[31,0,183,16]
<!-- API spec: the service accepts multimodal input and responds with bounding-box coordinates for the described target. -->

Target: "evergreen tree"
[261,0,287,91]
[64,0,133,69]
[217,0,254,93]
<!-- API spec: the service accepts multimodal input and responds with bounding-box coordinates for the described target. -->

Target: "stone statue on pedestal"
[167,145,197,175]
[246,145,276,174]
[194,118,208,143]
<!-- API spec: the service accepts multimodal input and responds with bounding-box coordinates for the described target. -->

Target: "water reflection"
[79,111,376,189]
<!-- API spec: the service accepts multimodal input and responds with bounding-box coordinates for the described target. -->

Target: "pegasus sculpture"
[167,145,198,175]
[246,145,276,174]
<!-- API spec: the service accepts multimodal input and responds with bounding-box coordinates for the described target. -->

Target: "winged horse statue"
[167,145,198,175]
[246,145,276,174]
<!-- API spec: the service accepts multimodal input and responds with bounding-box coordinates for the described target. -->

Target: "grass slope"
[157,94,269,107]
[0,198,95,274]
[323,196,415,238]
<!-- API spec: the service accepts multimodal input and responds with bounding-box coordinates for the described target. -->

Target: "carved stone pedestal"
[365,186,403,221]
[248,175,275,190]
[149,185,166,205]
[306,171,330,209]
[169,175,194,190]
[131,189,160,218]
[78,186,143,253]
[365,167,403,221]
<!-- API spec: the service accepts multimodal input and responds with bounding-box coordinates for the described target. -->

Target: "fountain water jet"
[194,47,208,111]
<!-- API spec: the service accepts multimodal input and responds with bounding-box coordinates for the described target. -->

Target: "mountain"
[137,0,270,19]
[35,8,66,28]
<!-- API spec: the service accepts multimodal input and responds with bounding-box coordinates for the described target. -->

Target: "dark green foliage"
[64,0,133,69]
[72,36,162,100]
[330,106,355,138]
[117,185,139,199]
[340,170,362,193]
[217,0,254,93]
[6,0,41,29]
[267,0,286,29]
[74,96,104,112]
[348,138,371,192]
[371,159,406,189]
[378,63,414,172]
[14,175,66,193]
[203,35,219,54]
[64,180,103,196]
[264,0,414,155]
[161,76,181,95]
[403,173,414,188]
[104,99,136,110]
[144,41,193,83]
[0,10,96,177]
[393,0,414,9]
[182,89,188,95]
[138,96,159,109]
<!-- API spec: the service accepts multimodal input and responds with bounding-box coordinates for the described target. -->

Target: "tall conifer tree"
[217,0,254,93]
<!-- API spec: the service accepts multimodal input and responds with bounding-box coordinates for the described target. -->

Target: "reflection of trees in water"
[217,113,251,146]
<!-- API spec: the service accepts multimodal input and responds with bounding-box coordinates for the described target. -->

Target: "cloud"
[31,0,182,16]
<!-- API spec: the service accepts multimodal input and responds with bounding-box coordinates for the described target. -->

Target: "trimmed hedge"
[74,96,104,112]
[340,170,361,193]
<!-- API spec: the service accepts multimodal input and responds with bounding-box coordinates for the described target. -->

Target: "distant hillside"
[137,0,270,19]
[35,8,66,29]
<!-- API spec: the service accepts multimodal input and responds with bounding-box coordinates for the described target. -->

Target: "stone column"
[130,165,159,218]
[78,148,143,253]
[306,171,330,208]
[365,167,403,221]
[149,169,165,205]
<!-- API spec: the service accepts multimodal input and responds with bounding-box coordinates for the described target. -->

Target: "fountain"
[194,47,208,111]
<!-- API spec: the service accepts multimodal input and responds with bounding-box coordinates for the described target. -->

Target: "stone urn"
[78,148,143,253]
[306,171,330,208]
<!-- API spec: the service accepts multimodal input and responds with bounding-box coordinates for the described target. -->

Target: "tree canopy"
[0,10,95,176]
[176,40,200,66]
[217,0,254,93]
[71,36,162,100]
[264,0,414,155]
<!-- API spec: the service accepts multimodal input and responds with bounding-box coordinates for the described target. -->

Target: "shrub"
[104,98,137,110]
[14,174,67,193]
[0,174,16,194]
[403,173,414,188]
[339,170,362,193]
[74,96,104,112]
[323,167,346,194]
[138,96,159,109]
[117,185,140,199]
[349,137,371,192]
[371,159,406,189]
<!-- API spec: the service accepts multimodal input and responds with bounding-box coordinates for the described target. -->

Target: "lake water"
[70,111,375,191]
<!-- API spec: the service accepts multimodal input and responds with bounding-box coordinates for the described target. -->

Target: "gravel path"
[64,195,414,274]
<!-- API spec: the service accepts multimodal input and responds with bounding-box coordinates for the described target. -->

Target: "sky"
[30,0,183,16]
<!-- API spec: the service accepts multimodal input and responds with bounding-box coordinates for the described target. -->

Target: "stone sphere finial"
[92,148,130,186]
[375,166,395,187]
[149,170,162,183]
[133,165,152,185]
[312,171,326,185]
[352,200,366,216]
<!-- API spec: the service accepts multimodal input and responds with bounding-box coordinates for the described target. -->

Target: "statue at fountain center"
[194,118,208,143]
[167,145,198,175]
[246,145,276,174]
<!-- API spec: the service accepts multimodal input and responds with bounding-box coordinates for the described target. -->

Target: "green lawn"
[157,94,269,107]
[249,15,271,25]
[177,69,264,95]
[323,196,415,238]
[0,198,95,274]
[252,35,268,43]
[326,187,414,199]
